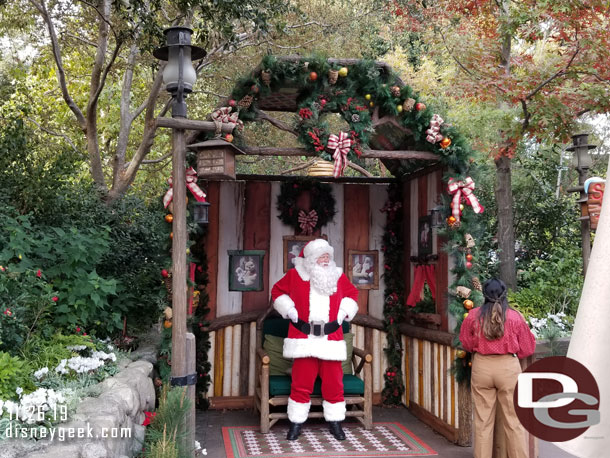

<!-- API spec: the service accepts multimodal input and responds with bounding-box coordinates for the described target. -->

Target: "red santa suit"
[271,239,359,424]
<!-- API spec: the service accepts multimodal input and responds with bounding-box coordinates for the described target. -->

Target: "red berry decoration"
[415,102,426,111]
[309,71,318,81]
[466,253,473,261]
[466,261,473,269]
[228,99,236,107]
[161,269,169,278]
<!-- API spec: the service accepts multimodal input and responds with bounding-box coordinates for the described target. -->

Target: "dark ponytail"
[479,278,508,341]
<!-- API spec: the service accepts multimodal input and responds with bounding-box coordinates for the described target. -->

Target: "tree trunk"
[494,155,517,290]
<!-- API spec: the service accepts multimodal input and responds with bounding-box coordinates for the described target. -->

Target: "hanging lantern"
[194,201,211,225]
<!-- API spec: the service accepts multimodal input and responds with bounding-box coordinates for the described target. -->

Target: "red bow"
[447,177,484,221]
[163,167,207,209]
[327,132,352,178]
[298,210,318,235]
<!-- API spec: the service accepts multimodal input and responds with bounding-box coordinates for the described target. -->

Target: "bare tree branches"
[25,117,79,152]
[253,108,298,136]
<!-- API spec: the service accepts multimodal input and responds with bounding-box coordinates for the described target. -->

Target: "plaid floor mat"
[222,422,438,458]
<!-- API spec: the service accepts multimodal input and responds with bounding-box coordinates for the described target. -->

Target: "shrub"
[0,352,34,400]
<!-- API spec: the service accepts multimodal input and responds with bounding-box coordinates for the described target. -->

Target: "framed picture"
[347,250,379,290]
[283,235,327,272]
[418,215,433,256]
[228,250,265,291]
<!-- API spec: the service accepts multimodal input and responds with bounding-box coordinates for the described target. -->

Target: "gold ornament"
[456,286,472,298]
[468,361,472,367]
[364,94,371,100]
[391,85,401,97]
[403,98,416,112]
[338,67,349,77]
[463,299,474,310]
[463,312,469,319]
[397,104,403,113]
[165,214,174,223]
[456,350,467,359]
[260,69,271,86]
[328,69,339,84]
[440,137,452,149]
[447,216,457,225]
[460,204,465,211]
[369,101,375,107]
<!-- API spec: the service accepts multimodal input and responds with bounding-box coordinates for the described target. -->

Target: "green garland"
[276,178,336,233]
[380,183,406,405]
[218,55,485,394]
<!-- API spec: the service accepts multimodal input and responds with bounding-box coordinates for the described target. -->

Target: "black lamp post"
[567,133,597,275]
[154,26,205,455]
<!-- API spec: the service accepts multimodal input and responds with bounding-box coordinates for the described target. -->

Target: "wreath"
[277,179,336,234]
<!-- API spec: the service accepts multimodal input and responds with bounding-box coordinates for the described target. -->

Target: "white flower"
[34,367,49,379]
[16,387,23,397]
[66,345,87,352]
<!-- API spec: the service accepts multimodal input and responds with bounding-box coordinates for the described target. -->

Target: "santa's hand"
[287,308,299,323]
[337,309,349,324]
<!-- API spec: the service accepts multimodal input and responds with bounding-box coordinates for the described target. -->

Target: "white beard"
[305,258,341,296]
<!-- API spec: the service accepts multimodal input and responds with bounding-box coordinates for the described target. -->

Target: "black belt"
[291,319,341,337]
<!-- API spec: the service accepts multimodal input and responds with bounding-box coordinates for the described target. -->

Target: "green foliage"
[0,352,34,400]
[141,385,192,458]
[22,333,95,372]
[381,183,406,405]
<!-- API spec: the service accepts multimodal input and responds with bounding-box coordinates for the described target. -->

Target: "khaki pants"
[471,353,528,458]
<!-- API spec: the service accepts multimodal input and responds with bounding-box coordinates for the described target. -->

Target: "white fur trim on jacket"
[283,337,347,361]
[323,400,346,422]
[339,297,359,322]
[293,257,309,281]
[288,398,311,423]
[274,294,296,319]
[309,289,330,322]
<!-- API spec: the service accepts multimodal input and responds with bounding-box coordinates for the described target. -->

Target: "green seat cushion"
[263,334,292,376]
[268,374,365,397]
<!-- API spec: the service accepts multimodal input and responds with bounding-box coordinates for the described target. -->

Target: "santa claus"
[271,238,359,441]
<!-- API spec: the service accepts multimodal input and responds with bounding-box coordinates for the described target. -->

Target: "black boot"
[286,422,302,440]
[328,421,346,440]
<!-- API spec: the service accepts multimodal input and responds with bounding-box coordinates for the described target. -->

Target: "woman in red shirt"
[459,278,536,458]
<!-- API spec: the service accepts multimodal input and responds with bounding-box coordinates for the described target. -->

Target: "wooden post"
[457,380,472,446]
[186,333,196,456]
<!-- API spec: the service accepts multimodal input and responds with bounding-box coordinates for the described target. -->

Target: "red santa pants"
[290,357,344,403]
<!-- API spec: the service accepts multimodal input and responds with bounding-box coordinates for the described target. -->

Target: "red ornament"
[161,269,169,278]
[466,261,473,269]
[52,296,59,302]
[465,254,473,261]
[228,99,236,107]
[225,134,234,143]
[309,71,318,81]
[415,102,426,111]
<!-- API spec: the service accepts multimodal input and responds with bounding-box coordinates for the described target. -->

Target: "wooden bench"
[254,307,373,433]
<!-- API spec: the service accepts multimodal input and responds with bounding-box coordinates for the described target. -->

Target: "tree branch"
[525,44,580,101]
[347,161,373,177]
[253,108,298,136]
[281,159,317,175]
[91,38,123,107]
[25,117,79,152]
[30,0,86,130]
[140,151,173,165]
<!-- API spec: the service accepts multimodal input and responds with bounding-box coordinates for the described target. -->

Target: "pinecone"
[328,69,339,85]
[260,70,271,86]
[391,85,401,97]
[403,98,416,111]
[472,277,482,291]
[238,95,254,109]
